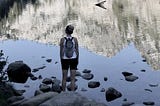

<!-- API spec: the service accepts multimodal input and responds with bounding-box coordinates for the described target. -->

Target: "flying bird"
[95,0,107,9]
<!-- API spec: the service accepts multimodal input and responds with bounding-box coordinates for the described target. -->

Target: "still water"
[1,40,160,105]
[0,0,160,105]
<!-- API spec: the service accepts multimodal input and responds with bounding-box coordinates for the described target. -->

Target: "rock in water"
[67,84,78,91]
[46,59,52,63]
[39,84,51,92]
[82,73,94,80]
[7,61,31,83]
[82,69,91,73]
[122,72,133,77]
[105,87,122,102]
[143,101,155,105]
[42,78,53,85]
[88,81,100,88]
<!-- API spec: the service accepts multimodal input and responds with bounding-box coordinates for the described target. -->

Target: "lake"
[0,0,160,105]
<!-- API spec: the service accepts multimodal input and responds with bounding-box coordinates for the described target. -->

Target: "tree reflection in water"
[0,0,159,70]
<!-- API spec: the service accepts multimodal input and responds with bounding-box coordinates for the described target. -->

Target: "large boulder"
[19,92,58,106]
[39,92,107,106]
[105,87,122,102]
[7,96,25,104]
[7,61,31,83]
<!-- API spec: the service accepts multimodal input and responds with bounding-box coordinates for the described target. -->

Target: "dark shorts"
[61,58,78,70]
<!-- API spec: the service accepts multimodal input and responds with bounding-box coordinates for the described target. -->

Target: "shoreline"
[0,81,15,106]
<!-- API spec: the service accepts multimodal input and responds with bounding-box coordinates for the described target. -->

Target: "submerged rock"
[105,87,122,102]
[144,89,152,92]
[122,102,135,106]
[125,75,138,82]
[24,85,30,88]
[82,69,91,73]
[82,73,94,80]
[149,84,158,87]
[75,71,81,76]
[32,66,46,72]
[81,88,87,92]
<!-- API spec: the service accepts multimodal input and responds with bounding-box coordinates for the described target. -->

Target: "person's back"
[60,25,79,91]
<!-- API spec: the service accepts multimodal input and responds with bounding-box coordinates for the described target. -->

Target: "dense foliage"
[0,50,14,106]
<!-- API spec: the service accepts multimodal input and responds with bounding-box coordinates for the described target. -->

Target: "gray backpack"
[64,37,74,58]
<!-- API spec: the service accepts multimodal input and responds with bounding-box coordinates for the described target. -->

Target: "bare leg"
[70,69,76,91]
[62,69,68,91]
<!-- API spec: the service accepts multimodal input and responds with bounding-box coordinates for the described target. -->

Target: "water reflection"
[0,0,159,70]
[0,0,38,33]
[1,40,159,105]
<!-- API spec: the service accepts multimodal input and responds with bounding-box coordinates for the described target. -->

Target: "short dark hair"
[65,25,74,34]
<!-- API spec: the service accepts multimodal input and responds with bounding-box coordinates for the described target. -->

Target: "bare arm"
[74,37,79,59]
[60,38,64,59]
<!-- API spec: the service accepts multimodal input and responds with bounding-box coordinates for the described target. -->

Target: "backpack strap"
[64,37,73,41]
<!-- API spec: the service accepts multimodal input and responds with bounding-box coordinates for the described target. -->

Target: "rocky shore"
[0,81,15,106]
[6,61,107,106]
[8,91,107,106]
[4,60,157,106]
[0,47,158,106]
